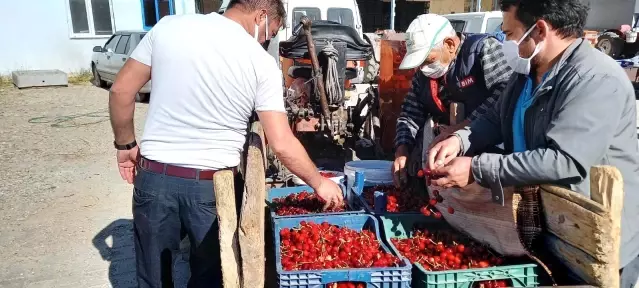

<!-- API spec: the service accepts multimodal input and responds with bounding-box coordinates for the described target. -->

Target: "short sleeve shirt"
[130,13,285,170]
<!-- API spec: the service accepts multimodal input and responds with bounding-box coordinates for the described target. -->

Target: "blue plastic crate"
[268,182,365,221]
[378,215,539,288]
[273,214,412,288]
[347,173,426,217]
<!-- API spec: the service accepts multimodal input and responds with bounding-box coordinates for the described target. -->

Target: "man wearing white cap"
[393,14,513,187]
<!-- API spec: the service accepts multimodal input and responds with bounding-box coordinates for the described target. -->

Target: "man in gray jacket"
[427,0,639,282]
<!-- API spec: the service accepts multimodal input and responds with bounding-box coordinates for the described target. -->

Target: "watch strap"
[114,140,137,150]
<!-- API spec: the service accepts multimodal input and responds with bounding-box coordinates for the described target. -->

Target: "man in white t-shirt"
[108,0,343,286]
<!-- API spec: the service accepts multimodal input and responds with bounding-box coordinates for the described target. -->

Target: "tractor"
[266,17,382,183]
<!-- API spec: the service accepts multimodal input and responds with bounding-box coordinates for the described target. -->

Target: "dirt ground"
[0,83,637,288]
[0,84,189,288]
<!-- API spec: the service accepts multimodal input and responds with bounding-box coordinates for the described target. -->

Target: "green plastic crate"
[378,214,539,288]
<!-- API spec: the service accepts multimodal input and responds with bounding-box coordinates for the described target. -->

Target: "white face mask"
[502,25,543,75]
[421,60,450,78]
[254,14,269,42]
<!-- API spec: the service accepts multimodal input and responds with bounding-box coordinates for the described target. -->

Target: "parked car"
[91,30,151,102]
[442,11,503,34]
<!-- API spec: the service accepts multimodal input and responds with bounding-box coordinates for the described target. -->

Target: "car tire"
[596,32,625,59]
[136,93,150,103]
[92,64,106,88]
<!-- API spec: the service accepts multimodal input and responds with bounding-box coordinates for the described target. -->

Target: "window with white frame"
[68,0,114,37]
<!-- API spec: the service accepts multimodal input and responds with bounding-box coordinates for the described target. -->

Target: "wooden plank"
[540,191,614,261]
[213,170,241,288]
[239,121,267,288]
[545,234,613,287]
[539,185,607,216]
[540,166,624,288]
[590,166,624,286]
[590,165,624,214]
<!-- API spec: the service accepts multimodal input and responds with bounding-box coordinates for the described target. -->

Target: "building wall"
[0,0,143,75]
[429,0,497,14]
[429,0,466,14]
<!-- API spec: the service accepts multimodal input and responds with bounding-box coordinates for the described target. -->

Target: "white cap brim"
[399,47,430,70]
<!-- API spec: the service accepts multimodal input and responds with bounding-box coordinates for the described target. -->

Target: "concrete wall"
[0,0,143,75]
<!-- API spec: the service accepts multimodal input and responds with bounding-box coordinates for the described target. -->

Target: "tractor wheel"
[596,33,625,59]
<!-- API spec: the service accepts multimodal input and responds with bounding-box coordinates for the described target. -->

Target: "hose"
[322,41,343,105]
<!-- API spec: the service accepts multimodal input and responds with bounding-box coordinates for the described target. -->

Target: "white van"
[280,0,364,40]
[442,11,503,34]
[218,0,363,40]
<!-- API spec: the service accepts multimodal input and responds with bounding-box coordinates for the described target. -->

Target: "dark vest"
[418,33,493,125]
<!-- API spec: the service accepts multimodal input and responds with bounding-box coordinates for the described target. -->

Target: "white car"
[443,11,503,34]
[91,31,152,102]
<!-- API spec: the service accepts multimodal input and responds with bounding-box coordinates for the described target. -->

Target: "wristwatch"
[114,140,137,150]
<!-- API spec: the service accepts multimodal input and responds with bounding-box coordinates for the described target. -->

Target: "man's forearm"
[271,136,322,189]
[472,146,586,200]
[108,90,136,144]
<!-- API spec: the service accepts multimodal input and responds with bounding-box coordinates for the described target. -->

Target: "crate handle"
[458,269,518,282]
[352,171,365,195]
[321,271,373,283]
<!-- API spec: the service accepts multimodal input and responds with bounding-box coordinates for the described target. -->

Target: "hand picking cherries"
[422,168,456,217]
[279,221,400,271]
[421,168,444,186]
[327,282,365,288]
[272,191,345,216]
[390,226,504,272]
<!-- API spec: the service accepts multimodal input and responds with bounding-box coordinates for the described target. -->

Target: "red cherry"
[417,169,424,178]
[434,212,442,219]
[447,207,455,214]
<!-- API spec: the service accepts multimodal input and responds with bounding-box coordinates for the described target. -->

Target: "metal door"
[98,35,121,81]
[107,34,131,78]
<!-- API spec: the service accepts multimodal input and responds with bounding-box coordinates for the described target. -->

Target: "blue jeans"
[132,167,226,288]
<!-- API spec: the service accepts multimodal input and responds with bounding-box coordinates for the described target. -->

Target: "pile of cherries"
[327,282,365,288]
[272,191,345,216]
[390,227,504,272]
[279,221,400,271]
[361,185,430,213]
[361,184,454,219]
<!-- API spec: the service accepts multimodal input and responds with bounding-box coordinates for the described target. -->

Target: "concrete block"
[12,70,68,89]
